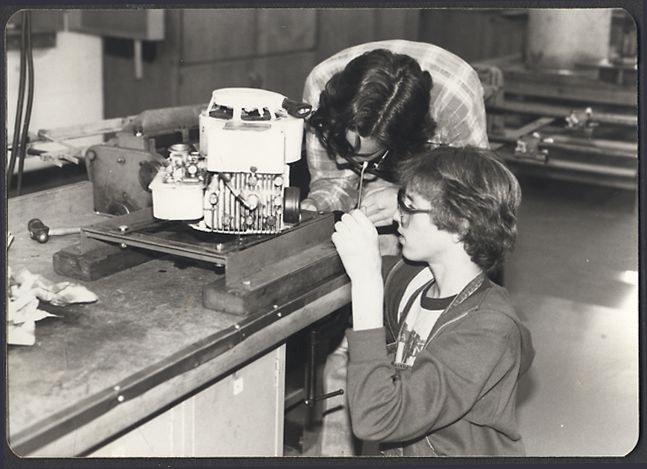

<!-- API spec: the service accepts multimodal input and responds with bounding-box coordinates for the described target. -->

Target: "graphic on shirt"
[396,322,428,367]
[394,287,455,368]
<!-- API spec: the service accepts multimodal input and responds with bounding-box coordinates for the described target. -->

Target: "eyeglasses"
[342,146,390,171]
[342,131,390,168]
[397,189,434,225]
[345,145,388,164]
[316,130,396,182]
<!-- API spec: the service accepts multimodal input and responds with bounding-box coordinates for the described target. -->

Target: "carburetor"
[149,88,311,234]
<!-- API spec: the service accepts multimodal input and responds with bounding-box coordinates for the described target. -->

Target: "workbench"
[6,181,350,457]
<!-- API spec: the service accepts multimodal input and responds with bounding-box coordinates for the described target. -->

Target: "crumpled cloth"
[7,265,98,346]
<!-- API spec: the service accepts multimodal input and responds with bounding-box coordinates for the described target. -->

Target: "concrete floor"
[285,175,641,458]
[508,176,639,457]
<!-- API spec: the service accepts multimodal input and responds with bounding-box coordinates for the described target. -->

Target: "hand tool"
[27,218,80,244]
[355,161,369,209]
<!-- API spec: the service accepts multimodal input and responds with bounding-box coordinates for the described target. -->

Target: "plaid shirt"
[302,40,489,212]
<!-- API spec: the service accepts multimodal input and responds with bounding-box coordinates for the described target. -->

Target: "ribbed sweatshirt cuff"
[346,327,388,362]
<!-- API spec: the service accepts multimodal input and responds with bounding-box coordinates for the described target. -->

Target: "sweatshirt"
[345,256,535,456]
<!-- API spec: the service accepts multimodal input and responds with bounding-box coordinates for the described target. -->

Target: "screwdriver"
[355,161,369,210]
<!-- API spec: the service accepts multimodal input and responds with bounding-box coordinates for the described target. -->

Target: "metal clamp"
[565,107,593,128]
[565,107,599,138]
[515,132,552,163]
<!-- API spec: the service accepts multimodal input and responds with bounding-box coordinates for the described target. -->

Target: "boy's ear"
[453,219,469,244]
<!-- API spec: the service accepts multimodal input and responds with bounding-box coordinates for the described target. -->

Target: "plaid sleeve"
[419,45,489,149]
[303,132,359,213]
[430,66,489,148]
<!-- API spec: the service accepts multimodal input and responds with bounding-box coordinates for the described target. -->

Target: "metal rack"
[477,55,638,190]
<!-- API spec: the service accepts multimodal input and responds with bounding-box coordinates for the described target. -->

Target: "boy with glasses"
[331,146,534,456]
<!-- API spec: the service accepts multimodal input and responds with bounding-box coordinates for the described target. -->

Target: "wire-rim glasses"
[341,131,390,171]
[343,147,390,169]
[315,129,396,181]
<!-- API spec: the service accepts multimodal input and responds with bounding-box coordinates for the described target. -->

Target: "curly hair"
[309,48,435,164]
[397,146,522,271]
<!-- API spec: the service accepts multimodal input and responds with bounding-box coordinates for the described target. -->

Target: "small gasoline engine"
[149,88,311,234]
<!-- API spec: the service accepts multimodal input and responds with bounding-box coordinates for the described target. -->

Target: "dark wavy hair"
[309,48,435,165]
[397,146,522,271]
